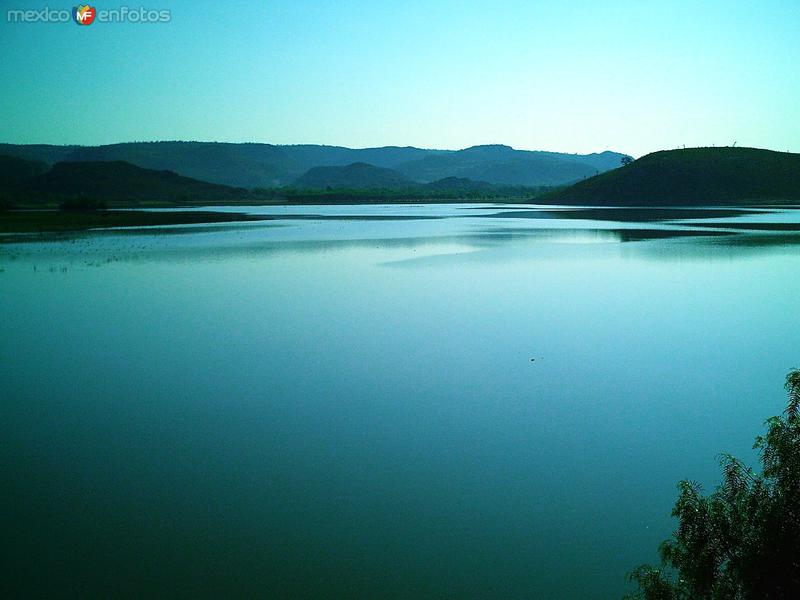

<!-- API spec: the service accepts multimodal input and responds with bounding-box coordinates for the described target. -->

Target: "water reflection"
[473,207,763,221]
[3,203,800,271]
[2,204,800,599]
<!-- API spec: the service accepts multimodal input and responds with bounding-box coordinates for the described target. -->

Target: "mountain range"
[0,153,543,206]
[0,142,625,188]
[3,142,793,208]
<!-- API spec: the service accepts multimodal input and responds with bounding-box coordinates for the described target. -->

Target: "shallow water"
[2,204,799,598]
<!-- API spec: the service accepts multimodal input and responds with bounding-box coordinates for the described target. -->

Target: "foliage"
[627,369,800,599]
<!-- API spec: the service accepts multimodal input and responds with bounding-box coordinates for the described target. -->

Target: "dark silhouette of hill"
[423,176,496,192]
[0,141,624,188]
[26,160,246,203]
[0,155,547,206]
[394,144,623,185]
[276,144,442,170]
[0,142,440,188]
[0,154,47,198]
[291,164,543,196]
[7,147,795,207]
[293,162,413,189]
[544,147,800,205]
[0,144,77,165]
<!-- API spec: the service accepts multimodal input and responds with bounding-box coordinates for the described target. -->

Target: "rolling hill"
[21,160,246,203]
[394,144,624,185]
[293,162,414,189]
[0,142,625,188]
[289,165,535,198]
[0,154,47,196]
[422,176,496,193]
[6,147,794,207]
[543,147,800,205]
[0,154,547,206]
[0,142,442,187]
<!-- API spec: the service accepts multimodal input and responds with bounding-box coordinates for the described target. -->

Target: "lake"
[2,203,799,598]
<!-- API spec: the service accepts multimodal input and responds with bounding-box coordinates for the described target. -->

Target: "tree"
[621,155,634,166]
[627,369,800,599]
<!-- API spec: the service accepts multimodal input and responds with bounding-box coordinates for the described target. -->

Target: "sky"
[0,0,798,156]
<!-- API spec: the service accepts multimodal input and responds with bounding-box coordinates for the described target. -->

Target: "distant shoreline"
[0,209,271,235]
[3,202,800,237]
[0,200,531,236]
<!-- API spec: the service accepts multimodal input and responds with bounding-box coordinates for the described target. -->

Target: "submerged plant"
[627,369,800,599]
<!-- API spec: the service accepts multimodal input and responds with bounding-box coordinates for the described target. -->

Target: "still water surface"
[2,204,799,598]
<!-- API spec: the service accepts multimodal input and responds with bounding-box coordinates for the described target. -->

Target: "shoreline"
[3,203,799,237]
[0,209,271,235]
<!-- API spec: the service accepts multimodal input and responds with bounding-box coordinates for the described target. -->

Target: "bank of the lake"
[0,209,270,235]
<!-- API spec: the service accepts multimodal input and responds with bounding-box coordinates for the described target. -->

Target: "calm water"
[2,204,799,598]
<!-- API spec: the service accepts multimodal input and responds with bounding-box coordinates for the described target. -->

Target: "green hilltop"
[544,147,800,205]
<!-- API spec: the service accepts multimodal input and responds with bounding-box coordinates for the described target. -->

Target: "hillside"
[0,155,549,207]
[0,142,624,188]
[543,147,800,205]
[293,162,413,189]
[423,176,495,192]
[395,145,624,185]
[26,160,246,203]
[0,154,47,196]
[0,142,441,187]
[290,163,548,198]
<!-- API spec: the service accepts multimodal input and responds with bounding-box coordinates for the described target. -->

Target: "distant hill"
[292,163,547,196]
[0,142,441,188]
[423,176,495,192]
[9,146,793,207]
[543,147,800,205]
[0,142,625,188]
[26,160,246,203]
[0,154,47,197]
[0,154,548,206]
[293,162,413,189]
[0,144,78,165]
[394,145,624,185]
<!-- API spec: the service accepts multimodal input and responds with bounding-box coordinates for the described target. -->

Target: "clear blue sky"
[1,0,798,156]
